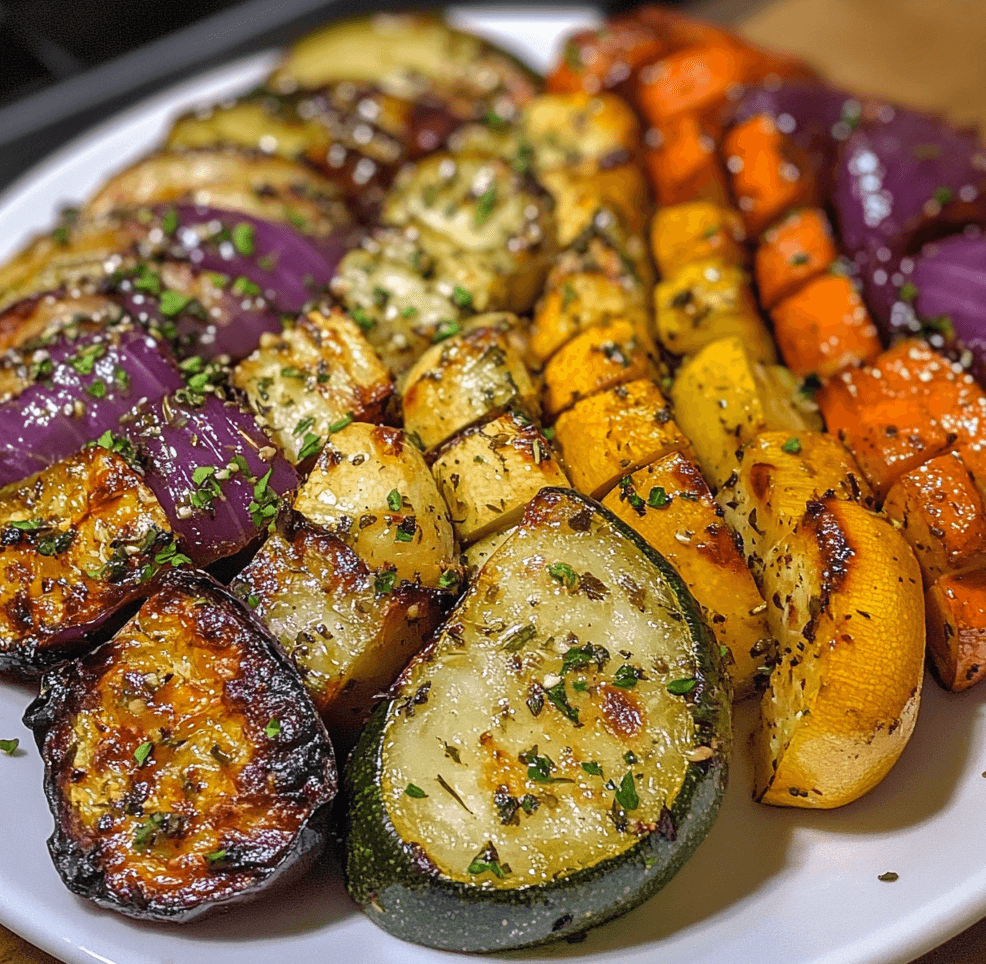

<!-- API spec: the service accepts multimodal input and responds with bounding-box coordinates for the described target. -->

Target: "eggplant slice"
[23,569,337,922]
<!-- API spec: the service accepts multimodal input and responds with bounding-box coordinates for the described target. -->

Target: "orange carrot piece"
[643,113,730,207]
[926,568,986,692]
[722,115,818,236]
[755,208,838,309]
[770,273,882,378]
[637,44,754,126]
[883,452,986,586]
[818,340,986,497]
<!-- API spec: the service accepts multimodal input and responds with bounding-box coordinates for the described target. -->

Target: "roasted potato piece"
[650,201,747,278]
[23,570,337,922]
[554,379,692,498]
[542,318,655,419]
[233,511,448,741]
[269,15,539,115]
[233,308,393,464]
[926,568,986,692]
[84,149,349,235]
[382,153,557,315]
[293,422,457,589]
[0,446,175,677]
[755,499,925,808]
[818,340,986,498]
[430,411,568,545]
[654,260,776,363]
[883,451,986,586]
[716,431,874,578]
[602,452,773,699]
[671,336,822,488]
[330,229,465,377]
[402,320,539,451]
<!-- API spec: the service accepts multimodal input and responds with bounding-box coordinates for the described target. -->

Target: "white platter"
[2,7,986,964]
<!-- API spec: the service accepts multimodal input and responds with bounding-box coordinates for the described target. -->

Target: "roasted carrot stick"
[818,340,986,497]
[722,115,818,236]
[643,112,730,207]
[770,272,882,378]
[926,568,986,692]
[755,208,838,309]
[883,451,986,586]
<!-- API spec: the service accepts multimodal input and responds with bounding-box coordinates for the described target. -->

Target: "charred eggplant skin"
[344,488,730,951]
[23,569,337,923]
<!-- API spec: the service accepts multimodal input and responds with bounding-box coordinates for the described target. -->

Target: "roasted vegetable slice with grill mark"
[0,446,175,677]
[232,510,449,745]
[344,487,730,951]
[23,569,337,922]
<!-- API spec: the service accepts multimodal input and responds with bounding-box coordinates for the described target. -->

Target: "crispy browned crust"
[0,447,175,677]
[23,569,337,922]
[234,510,450,744]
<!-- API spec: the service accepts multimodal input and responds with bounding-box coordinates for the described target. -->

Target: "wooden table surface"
[3,0,986,961]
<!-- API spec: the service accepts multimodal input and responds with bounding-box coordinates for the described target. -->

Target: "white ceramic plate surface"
[2,8,986,964]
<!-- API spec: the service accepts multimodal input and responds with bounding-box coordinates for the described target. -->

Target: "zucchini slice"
[344,488,730,951]
[23,570,337,922]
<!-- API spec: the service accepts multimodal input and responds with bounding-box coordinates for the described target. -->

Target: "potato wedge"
[716,431,874,578]
[602,451,772,699]
[755,498,925,808]
[402,320,539,451]
[233,309,393,464]
[926,568,986,692]
[670,336,821,488]
[430,411,568,544]
[293,422,457,589]
[555,378,692,498]
[654,260,776,363]
[233,511,448,742]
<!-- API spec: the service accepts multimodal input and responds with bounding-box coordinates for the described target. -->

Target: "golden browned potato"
[233,511,448,742]
[402,319,539,451]
[554,378,693,498]
[670,336,821,488]
[602,451,773,699]
[462,524,516,576]
[542,317,656,419]
[430,411,568,545]
[382,153,557,314]
[654,260,776,363]
[233,309,393,464]
[754,498,925,808]
[293,422,458,589]
[716,431,874,578]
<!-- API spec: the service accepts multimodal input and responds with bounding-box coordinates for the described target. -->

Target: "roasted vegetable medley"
[1,4,985,952]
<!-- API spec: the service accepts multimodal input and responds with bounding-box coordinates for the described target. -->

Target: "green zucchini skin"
[343,488,731,951]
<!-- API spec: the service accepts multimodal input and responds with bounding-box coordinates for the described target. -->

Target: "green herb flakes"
[133,741,153,765]
[0,739,19,756]
[667,677,699,696]
[265,718,281,739]
[405,784,427,799]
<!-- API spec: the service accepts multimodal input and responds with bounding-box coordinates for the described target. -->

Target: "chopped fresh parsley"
[667,677,699,696]
[405,783,427,798]
[264,718,281,739]
[133,741,153,765]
